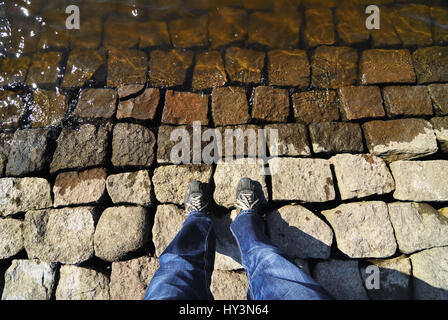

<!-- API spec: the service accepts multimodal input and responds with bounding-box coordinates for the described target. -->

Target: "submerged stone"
[208,7,248,48]
[413,46,448,84]
[304,8,335,47]
[26,51,63,86]
[0,56,30,86]
[30,89,67,128]
[311,46,358,89]
[107,49,147,87]
[149,49,194,87]
[225,47,265,84]
[268,49,309,88]
[169,15,208,48]
[0,91,26,129]
[62,49,106,87]
[192,51,227,91]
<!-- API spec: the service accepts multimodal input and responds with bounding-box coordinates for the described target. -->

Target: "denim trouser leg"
[144,212,215,300]
[230,211,333,300]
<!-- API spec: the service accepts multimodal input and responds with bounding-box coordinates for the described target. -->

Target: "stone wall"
[1,0,448,300]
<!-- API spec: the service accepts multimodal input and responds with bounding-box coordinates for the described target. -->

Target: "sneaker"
[235,177,262,214]
[184,180,210,215]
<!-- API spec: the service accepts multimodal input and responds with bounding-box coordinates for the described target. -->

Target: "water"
[0,0,447,130]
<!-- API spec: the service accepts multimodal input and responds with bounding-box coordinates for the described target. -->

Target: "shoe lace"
[187,194,207,213]
[236,192,259,211]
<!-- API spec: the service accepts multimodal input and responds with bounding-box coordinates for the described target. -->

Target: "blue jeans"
[144,210,333,300]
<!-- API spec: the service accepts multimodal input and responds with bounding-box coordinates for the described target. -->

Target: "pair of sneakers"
[184,178,262,216]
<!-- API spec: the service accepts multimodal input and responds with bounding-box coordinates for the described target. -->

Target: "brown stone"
[117,88,160,120]
[431,117,448,153]
[392,5,432,47]
[243,0,274,10]
[225,47,265,84]
[0,56,30,86]
[265,123,310,157]
[383,86,433,117]
[268,49,309,88]
[335,5,370,45]
[212,87,250,126]
[309,122,364,154]
[413,47,448,84]
[26,52,63,85]
[149,49,194,87]
[169,15,208,48]
[208,7,248,48]
[360,49,416,85]
[30,89,67,128]
[138,20,170,48]
[162,91,209,125]
[73,89,117,119]
[292,90,340,124]
[428,84,448,116]
[103,16,140,49]
[432,6,448,44]
[371,9,401,48]
[252,87,289,123]
[70,17,102,49]
[37,10,69,50]
[304,0,336,8]
[3,18,39,56]
[53,168,107,207]
[62,49,106,87]
[311,46,358,89]
[110,256,159,300]
[192,51,227,91]
[363,119,438,161]
[107,49,147,87]
[117,84,145,99]
[248,11,301,49]
[0,91,26,129]
[338,86,385,120]
[304,8,335,47]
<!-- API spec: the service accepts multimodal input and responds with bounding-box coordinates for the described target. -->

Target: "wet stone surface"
[309,122,364,154]
[252,86,289,123]
[413,47,448,84]
[428,84,448,116]
[26,52,63,86]
[225,47,265,84]
[117,88,160,121]
[169,16,208,48]
[208,7,248,49]
[304,8,335,48]
[149,49,194,87]
[383,86,433,117]
[0,91,26,129]
[212,87,250,126]
[192,51,227,91]
[393,4,432,47]
[30,89,67,128]
[248,11,301,49]
[74,89,117,119]
[0,56,30,87]
[360,49,416,85]
[62,49,106,88]
[338,86,385,121]
[292,90,340,124]
[268,49,309,88]
[107,49,147,87]
[311,46,358,89]
[162,91,209,125]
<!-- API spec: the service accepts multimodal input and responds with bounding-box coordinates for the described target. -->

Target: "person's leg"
[144,212,215,300]
[231,178,333,300]
[144,181,215,300]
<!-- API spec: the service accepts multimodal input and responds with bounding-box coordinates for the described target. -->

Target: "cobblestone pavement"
[1,0,448,300]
